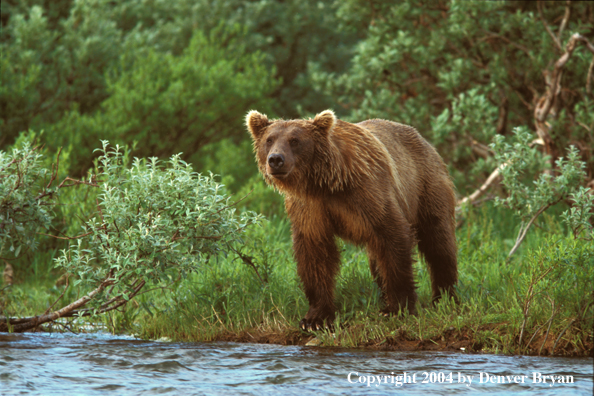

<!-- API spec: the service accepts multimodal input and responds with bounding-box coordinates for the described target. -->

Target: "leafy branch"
[0,141,260,332]
[491,127,588,258]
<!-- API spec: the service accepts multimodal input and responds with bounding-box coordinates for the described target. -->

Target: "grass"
[2,203,593,356]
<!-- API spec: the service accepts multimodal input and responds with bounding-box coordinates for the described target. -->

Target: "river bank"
[211,325,593,358]
[2,206,593,358]
[8,316,593,358]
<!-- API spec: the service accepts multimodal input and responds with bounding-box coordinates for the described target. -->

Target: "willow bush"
[0,141,260,332]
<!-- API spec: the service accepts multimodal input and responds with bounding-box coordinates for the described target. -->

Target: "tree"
[1,0,357,176]
[0,2,123,147]
[48,26,278,173]
[320,0,594,194]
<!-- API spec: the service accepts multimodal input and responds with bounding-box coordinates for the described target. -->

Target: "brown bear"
[246,109,457,331]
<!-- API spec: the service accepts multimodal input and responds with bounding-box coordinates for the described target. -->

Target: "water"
[1,332,592,395]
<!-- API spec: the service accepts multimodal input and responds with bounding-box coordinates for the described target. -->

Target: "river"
[1,332,592,395]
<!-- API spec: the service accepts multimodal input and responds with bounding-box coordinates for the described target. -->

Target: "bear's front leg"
[292,228,340,332]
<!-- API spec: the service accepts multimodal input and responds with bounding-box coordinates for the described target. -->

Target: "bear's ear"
[312,110,336,135]
[246,110,270,140]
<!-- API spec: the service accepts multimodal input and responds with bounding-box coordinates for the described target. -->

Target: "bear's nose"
[268,153,285,170]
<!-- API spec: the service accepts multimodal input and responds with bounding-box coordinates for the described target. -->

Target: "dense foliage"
[2,1,592,196]
[1,0,592,354]
[490,126,592,256]
[1,141,259,331]
[319,0,594,191]
[0,142,54,259]
[1,0,356,175]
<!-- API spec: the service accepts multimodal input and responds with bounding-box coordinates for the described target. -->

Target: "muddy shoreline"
[11,322,593,358]
[214,327,594,358]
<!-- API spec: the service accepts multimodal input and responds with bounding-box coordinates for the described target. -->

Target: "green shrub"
[0,140,54,259]
[1,141,260,331]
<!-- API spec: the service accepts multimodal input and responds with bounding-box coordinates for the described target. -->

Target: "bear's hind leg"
[417,215,458,303]
[368,254,387,308]
[367,220,418,315]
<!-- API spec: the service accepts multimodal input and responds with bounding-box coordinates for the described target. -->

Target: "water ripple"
[0,332,591,395]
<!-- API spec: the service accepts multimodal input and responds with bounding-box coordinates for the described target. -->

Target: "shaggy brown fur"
[246,110,457,331]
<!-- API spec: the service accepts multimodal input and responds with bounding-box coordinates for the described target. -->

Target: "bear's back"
[357,119,448,179]
[356,119,453,224]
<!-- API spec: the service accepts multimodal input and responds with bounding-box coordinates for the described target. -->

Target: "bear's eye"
[266,138,273,145]
[289,138,299,147]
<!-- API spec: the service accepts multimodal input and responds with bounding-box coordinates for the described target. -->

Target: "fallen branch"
[68,280,146,318]
[0,275,114,332]
[0,279,146,332]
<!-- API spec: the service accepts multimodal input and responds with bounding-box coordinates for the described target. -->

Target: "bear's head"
[246,110,336,191]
